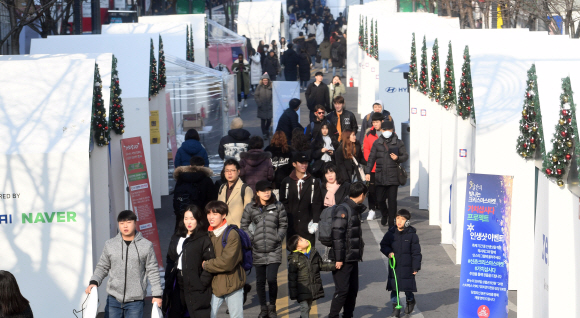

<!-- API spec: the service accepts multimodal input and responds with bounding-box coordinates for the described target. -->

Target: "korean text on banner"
[150,110,160,144]
[121,137,164,269]
[458,173,513,318]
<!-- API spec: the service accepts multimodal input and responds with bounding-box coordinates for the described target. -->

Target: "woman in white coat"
[250,48,262,92]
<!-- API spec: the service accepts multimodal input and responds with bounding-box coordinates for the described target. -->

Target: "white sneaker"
[367,210,376,221]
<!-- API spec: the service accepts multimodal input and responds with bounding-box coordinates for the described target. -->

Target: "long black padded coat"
[365,133,409,186]
[164,231,215,318]
[329,198,365,263]
[240,201,288,265]
[288,247,336,302]
[379,226,422,292]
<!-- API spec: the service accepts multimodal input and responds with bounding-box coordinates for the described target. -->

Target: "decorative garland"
[457,46,474,120]
[149,39,159,100]
[186,26,192,62]
[92,63,110,146]
[516,64,544,159]
[358,16,363,49]
[408,33,417,89]
[369,18,374,57]
[374,20,378,60]
[159,35,167,89]
[418,36,429,95]
[109,56,125,135]
[364,16,368,54]
[429,38,441,102]
[190,24,195,62]
[542,77,577,187]
[441,41,456,110]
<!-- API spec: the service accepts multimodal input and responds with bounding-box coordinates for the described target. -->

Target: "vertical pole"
[91,0,101,34]
[73,0,82,34]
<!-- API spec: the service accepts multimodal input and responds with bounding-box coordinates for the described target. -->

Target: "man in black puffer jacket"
[218,117,251,161]
[328,182,367,318]
[276,98,303,144]
[365,120,409,228]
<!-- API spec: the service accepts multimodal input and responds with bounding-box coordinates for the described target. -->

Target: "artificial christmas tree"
[369,18,374,57]
[359,16,363,49]
[441,41,456,110]
[418,36,429,95]
[408,33,418,89]
[149,39,159,99]
[516,64,544,159]
[429,39,441,101]
[374,20,378,60]
[542,76,579,187]
[110,56,125,135]
[187,26,193,62]
[92,64,110,146]
[159,35,167,89]
[457,46,474,120]
[364,17,368,54]
[190,25,195,62]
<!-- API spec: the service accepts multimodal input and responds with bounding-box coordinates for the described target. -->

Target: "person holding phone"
[365,120,408,227]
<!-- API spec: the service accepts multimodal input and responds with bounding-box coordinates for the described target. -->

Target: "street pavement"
[137,66,519,317]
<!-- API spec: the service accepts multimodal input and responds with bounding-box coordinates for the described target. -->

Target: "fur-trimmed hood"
[173,165,214,182]
[239,149,272,167]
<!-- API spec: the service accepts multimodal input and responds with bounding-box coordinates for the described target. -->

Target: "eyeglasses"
[224,169,238,174]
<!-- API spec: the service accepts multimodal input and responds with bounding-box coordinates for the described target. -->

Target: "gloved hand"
[308,221,319,234]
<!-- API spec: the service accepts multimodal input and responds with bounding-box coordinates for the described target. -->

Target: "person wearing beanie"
[218,117,251,161]
[305,71,330,121]
[359,100,393,145]
[276,98,304,144]
[365,120,408,227]
[254,73,274,140]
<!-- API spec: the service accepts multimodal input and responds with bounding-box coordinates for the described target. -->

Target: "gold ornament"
[567,141,573,147]
[121,129,125,133]
[532,144,536,149]
[562,96,569,103]
[522,109,528,116]
[557,179,564,187]
[522,152,527,157]
[552,156,558,162]
[532,126,538,132]
[97,111,101,115]
[560,119,566,125]
[99,136,104,140]
[530,101,535,106]
[103,113,107,117]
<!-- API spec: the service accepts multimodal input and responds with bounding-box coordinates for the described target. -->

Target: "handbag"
[383,141,407,186]
[351,157,366,183]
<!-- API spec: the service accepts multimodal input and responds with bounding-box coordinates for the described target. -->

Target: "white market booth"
[237,1,282,51]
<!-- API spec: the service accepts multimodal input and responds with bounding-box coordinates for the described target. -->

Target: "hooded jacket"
[330,40,346,68]
[288,243,335,302]
[240,201,288,265]
[359,110,392,144]
[264,145,293,189]
[175,139,210,168]
[239,149,274,192]
[363,128,379,173]
[282,47,300,81]
[365,133,409,186]
[380,226,422,292]
[319,40,332,60]
[218,129,251,161]
[279,171,323,245]
[90,232,163,303]
[316,23,325,45]
[254,73,273,119]
[172,166,217,214]
[249,53,262,85]
[329,198,365,263]
[276,107,303,143]
[328,83,346,103]
[304,36,317,56]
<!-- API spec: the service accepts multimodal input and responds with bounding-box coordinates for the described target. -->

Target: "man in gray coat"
[85,210,163,318]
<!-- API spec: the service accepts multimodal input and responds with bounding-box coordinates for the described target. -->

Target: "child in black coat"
[380,209,422,318]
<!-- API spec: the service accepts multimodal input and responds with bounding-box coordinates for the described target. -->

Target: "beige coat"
[218,179,254,227]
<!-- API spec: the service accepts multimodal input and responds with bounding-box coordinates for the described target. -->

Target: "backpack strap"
[221,225,235,248]
[366,113,370,122]
[241,184,248,206]
[219,183,226,196]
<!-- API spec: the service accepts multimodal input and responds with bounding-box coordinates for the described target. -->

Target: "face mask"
[382,131,393,139]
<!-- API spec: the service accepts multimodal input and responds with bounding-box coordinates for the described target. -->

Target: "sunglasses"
[316,112,325,114]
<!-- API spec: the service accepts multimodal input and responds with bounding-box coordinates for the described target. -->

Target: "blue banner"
[458,173,513,318]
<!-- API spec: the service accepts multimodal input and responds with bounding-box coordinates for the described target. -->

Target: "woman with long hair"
[0,271,33,318]
[163,205,215,318]
[310,123,339,178]
[265,131,293,191]
[240,181,287,318]
[320,163,351,208]
[334,130,364,183]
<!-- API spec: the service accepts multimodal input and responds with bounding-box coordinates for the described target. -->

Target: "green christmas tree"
[408,33,418,89]
[186,26,192,62]
[418,36,429,95]
[429,39,441,101]
[92,63,110,146]
[205,18,209,48]
[159,35,167,89]
[149,39,159,99]
[516,64,544,159]
[369,18,374,57]
[190,25,195,62]
[374,20,378,60]
[457,46,474,120]
[358,16,363,48]
[441,41,456,110]
[543,77,579,186]
[364,17,368,53]
[109,56,125,135]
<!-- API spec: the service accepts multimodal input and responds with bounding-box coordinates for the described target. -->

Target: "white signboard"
[272,81,300,133]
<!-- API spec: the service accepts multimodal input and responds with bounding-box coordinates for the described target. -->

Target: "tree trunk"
[445,0,453,16]
[458,0,466,28]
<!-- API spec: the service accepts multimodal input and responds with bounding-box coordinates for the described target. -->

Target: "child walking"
[380,209,422,318]
[287,235,336,318]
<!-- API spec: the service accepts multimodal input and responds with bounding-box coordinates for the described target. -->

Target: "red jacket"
[363,128,379,173]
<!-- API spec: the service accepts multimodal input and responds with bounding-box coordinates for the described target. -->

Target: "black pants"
[368,172,378,211]
[376,185,399,227]
[261,119,272,136]
[255,263,280,306]
[329,262,359,318]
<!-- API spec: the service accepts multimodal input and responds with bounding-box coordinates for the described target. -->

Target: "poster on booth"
[458,173,513,318]
[121,137,164,269]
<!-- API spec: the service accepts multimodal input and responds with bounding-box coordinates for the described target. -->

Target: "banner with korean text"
[458,173,513,318]
[121,137,164,269]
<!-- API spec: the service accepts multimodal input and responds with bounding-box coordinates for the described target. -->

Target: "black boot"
[406,299,416,315]
[268,304,277,318]
[243,284,252,304]
[258,305,269,318]
[391,303,402,317]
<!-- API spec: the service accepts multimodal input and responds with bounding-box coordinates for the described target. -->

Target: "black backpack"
[173,182,202,215]
[331,46,339,60]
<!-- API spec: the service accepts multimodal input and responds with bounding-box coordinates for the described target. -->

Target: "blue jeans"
[311,55,317,65]
[390,290,414,304]
[333,66,343,77]
[322,59,329,70]
[104,295,144,318]
[210,288,244,318]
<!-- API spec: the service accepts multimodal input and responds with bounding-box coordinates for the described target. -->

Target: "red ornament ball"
[561,131,567,137]
[557,169,563,175]
[546,168,552,175]
[566,154,572,160]
[562,109,568,116]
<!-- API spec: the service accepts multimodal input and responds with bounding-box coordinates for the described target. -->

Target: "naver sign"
[0,212,78,224]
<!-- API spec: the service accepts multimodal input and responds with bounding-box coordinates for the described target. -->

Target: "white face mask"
[382,131,393,139]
